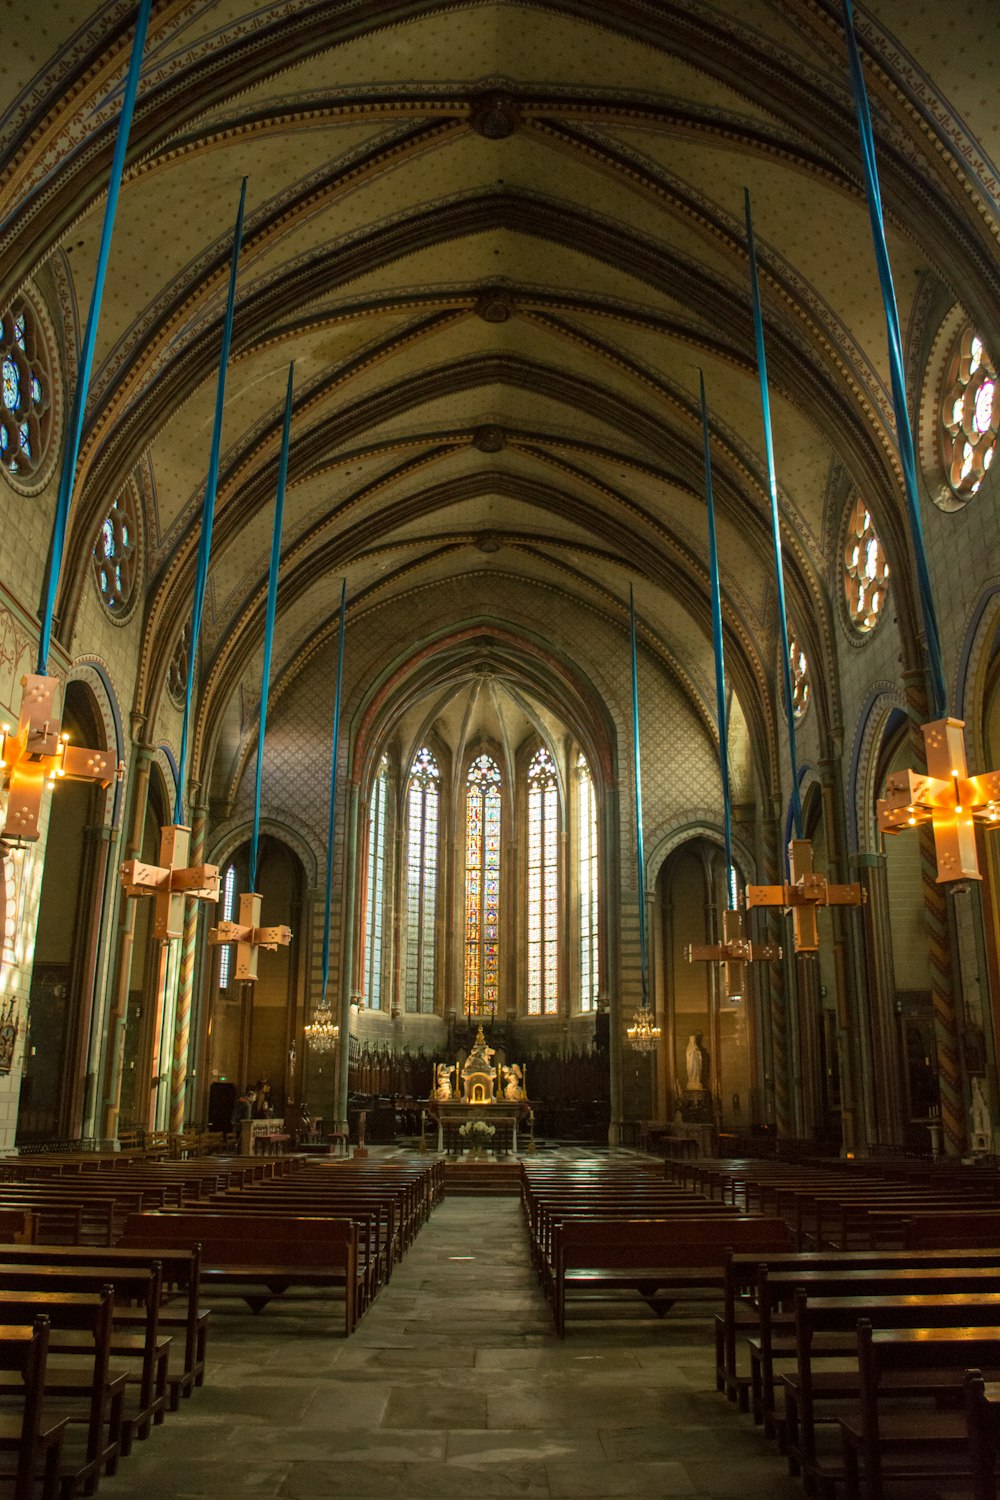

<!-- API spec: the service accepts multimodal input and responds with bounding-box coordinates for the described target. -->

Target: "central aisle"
[103,1192,802,1499]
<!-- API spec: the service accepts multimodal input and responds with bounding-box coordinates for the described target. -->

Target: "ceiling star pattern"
[2,0,995,821]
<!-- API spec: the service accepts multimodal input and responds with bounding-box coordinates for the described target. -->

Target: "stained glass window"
[577,753,599,1012]
[166,621,192,709]
[218,863,237,990]
[464,753,501,1018]
[527,746,559,1016]
[404,747,439,1013]
[94,489,138,614]
[941,329,998,498]
[0,298,51,480]
[844,497,890,633]
[788,630,810,720]
[363,759,389,1011]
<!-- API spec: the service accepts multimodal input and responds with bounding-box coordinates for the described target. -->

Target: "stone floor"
[98,1166,810,1499]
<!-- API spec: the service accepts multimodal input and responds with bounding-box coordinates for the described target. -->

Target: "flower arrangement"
[458,1119,496,1140]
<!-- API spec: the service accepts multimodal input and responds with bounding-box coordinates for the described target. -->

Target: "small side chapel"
[0,0,997,1168]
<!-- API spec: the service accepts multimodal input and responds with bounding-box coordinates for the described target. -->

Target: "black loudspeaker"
[208,1081,236,1133]
[594,1012,610,1053]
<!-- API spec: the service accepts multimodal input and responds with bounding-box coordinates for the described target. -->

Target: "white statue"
[434,1063,455,1101]
[686,1033,706,1091]
[970,1076,992,1148]
[502,1062,523,1101]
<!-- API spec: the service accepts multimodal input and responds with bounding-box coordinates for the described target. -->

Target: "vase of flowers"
[458,1118,496,1160]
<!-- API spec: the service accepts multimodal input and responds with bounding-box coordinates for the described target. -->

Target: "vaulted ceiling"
[4,0,998,800]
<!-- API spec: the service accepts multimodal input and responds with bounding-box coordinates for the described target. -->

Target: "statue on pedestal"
[462,1025,497,1103]
[502,1062,524,1101]
[685,1033,707,1092]
[434,1063,455,1101]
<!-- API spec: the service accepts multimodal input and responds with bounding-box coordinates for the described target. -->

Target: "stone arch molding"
[207,813,319,891]
[848,683,911,857]
[646,815,757,891]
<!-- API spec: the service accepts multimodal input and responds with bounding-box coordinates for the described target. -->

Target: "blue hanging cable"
[174,178,247,825]
[37,0,153,675]
[248,363,294,894]
[629,585,649,1011]
[700,373,736,907]
[321,578,348,1004]
[841,0,947,720]
[745,190,804,842]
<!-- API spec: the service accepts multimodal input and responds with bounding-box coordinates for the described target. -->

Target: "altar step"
[443,1160,522,1196]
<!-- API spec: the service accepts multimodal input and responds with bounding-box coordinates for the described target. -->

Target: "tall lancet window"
[577,753,599,1012]
[527,746,559,1015]
[405,746,439,1013]
[464,753,501,1017]
[218,863,238,992]
[363,758,389,1010]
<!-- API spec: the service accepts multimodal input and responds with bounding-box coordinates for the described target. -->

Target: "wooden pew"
[551,1216,793,1337]
[0,1261,170,1457]
[783,1293,1000,1495]
[838,1322,1000,1500]
[750,1263,1000,1438]
[119,1213,363,1333]
[0,1245,205,1410]
[0,1288,126,1494]
[0,1319,65,1500]
[716,1245,1000,1410]
[965,1372,1000,1500]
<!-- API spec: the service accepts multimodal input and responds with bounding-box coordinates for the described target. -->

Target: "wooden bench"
[781,1292,1000,1495]
[839,1323,1000,1500]
[0,1287,128,1494]
[0,1244,205,1410]
[0,1319,67,1500]
[964,1372,1000,1500]
[716,1245,1000,1410]
[0,1260,170,1460]
[751,1264,1000,1438]
[551,1216,793,1337]
[119,1212,363,1333]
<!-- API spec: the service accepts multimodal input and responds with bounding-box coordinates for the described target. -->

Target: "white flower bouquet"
[458,1119,496,1140]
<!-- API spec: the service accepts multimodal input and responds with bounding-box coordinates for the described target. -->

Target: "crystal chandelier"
[626,1007,661,1054]
[303,1003,339,1053]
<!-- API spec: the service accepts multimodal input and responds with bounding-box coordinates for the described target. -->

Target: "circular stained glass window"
[166,620,191,708]
[0,300,52,481]
[941,328,997,498]
[843,497,890,634]
[788,630,810,720]
[93,489,138,615]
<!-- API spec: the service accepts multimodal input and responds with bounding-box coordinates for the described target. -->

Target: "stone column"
[169,798,208,1132]
[334,779,360,1132]
[100,740,153,1142]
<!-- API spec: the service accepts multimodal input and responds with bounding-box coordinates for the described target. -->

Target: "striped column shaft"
[169,805,207,1133]
[904,705,963,1154]
[763,818,790,1135]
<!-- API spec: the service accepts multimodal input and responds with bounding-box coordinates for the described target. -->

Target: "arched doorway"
[16,682,109,1142]
[205,835,303,1116]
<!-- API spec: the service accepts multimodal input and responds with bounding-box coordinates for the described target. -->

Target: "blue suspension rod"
[841,0,947,719]
[745,189,804,842]
[629,585,649,1010]
[248,363,294,893]
[174,178,247,825]
[321,578,348,1003]
[700,373,736,905]
[37,0,153,675]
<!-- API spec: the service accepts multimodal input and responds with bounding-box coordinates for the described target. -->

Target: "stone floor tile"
[546,1459,697,1496]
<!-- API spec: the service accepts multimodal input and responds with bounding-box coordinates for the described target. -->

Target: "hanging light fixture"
[626,1007,661,1054]
[304,1003,339,1053]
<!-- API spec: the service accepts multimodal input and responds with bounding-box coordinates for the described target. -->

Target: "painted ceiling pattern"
[1,0,997,800]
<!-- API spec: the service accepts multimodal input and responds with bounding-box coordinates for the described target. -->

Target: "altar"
[427,1024,531,1155]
